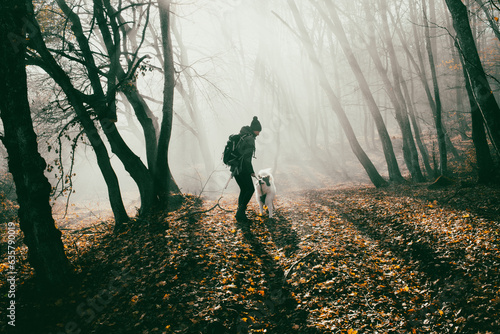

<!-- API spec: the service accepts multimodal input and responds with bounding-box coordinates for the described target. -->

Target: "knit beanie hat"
[250,116,262,132]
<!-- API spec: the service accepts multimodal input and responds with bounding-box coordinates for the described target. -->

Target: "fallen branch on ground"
[177,196,233,220]
[283,250,318,282]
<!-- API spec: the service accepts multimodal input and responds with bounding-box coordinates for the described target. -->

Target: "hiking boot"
[235,206,250,222]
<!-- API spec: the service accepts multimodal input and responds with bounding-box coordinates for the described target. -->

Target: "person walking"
[231,116,262,222]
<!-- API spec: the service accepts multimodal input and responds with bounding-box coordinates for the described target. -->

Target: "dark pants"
[234,173,254,211]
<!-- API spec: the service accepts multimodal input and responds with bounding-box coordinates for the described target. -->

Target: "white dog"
[254,168,276,218]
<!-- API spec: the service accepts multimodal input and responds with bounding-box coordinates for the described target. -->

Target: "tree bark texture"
[445,0,500,156]
[0,1,71,287]
[460,50,496,183]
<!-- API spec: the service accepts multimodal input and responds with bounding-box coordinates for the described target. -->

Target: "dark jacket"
[230,126,256,176]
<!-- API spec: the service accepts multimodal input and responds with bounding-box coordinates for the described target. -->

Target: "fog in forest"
[8,0,499,222]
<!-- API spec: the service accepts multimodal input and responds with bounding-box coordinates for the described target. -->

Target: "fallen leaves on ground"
[0,184,499,334]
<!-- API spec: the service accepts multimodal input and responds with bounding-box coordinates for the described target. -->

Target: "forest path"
[288,185,500,333]
[208,184,500,333]
[4,184,500,334]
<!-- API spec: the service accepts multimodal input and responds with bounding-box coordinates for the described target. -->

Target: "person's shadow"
[234,216,314,333]
[263,213,300,257]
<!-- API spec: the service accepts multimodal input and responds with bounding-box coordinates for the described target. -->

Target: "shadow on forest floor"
[305,184,500,333]
[1,184,499,333]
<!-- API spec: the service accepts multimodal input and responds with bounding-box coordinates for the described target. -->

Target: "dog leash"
[224,174,233,190]
[255,175,268,206]
[258,176,265,198]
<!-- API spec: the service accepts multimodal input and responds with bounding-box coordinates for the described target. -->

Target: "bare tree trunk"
[99,0,162,175]
[97,117,157,215]
[99,0,180,198]
[470,103,496,183]
[26,3,130,226]
[0,1,71,287]
[408,1,437,111]
[55,0,156,215]
[119,86,160,168]
[454,62,469,139]
[423,0,448,175]
[287,0,387,188]
[406,1,443,178]
[379,1,425,182]
[317,1,403,183]
[91,0,158,214]
[394,9,434,177]
[445,0,500,155]
[459,50,496,183]
[157,0,179,205]
[444,9,470,140]
[401,64,434,177]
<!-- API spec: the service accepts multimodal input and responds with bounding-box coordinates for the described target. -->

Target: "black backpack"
[222,134,245,166]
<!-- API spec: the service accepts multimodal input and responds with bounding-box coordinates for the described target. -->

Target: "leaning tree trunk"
[318,1,403,183]
[287,0,387,188]
[97,117,157,215]
[379,2,425,182]
[26,3,130,226]
[95,0,161,173]
[445,0,500,155]
[58,0,157,215]
[365,5,426,182]
[401,68,434,177]
[393,15,434,177]
[0,1,71,287]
